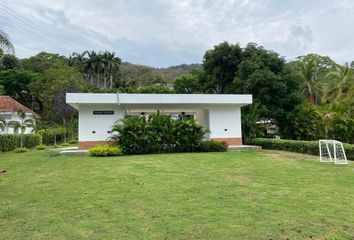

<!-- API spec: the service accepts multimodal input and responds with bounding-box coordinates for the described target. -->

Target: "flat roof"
[66,93,252,109]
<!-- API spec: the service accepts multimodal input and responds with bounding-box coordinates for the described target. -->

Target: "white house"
[66,93,253,149]
[0,96,39,134]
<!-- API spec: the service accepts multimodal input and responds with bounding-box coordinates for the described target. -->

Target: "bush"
[110,111,206,155]
[13,147,29,153]
[36,145,47,150]
[60,143,70,147]
[199,140,228,152]
[0,134,41,152]
[69,139,77,144]
[37,127,67,145]
[89,144,123,157]
[253,138,354,160]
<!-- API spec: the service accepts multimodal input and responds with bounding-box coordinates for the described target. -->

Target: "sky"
[1,0,354,67]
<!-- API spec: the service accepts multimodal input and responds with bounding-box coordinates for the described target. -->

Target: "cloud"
[1,0,353,67]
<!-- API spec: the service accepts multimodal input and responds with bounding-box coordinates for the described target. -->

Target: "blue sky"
[1,0,353,67]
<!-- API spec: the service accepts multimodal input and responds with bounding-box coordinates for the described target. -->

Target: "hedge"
[252,138,354,160]
[199,140,228,152]
[0,134,41,152]
[89,144,123,157]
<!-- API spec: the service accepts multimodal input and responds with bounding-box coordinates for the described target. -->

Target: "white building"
[66,93,252,149]
[0,96,39,134]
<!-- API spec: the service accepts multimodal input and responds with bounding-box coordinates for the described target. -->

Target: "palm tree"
[0,29,15,55]
[102,51,121,88]
[8,110,35,148]
[299,58,322,104]
[323,63,354,102]
[0,118,6,133]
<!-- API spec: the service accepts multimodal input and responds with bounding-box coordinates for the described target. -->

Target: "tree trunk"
[97,70,100,88]
[110,74,113,88]
[20,134,23,148]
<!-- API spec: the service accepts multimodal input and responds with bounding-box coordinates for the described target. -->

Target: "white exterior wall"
[208,106,242,139]
[0,112,36,134]
[78,104,124,142]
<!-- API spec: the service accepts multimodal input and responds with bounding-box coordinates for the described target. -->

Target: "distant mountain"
[120,62,202,86]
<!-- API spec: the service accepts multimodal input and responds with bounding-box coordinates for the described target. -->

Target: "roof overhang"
[66,93,253,110]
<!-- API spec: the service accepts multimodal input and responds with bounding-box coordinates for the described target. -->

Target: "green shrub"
[253,138,354,160]
[0,134,41,152]
[110,111,206,155]
[199,140,228,152]
[36,145,47,150]
[60,143,70,147]
[89,144,123,157]
[13,147,29,153]
[69,139,77,144]
[37,127,67,145]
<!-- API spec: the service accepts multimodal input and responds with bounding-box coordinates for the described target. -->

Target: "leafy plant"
[253,138,354,160]
[110,111,206,154]
[0,134,41,152]
[36,144,47,150]
[13,147,29,153]
[199,140,228,152]
[89,144,123,157]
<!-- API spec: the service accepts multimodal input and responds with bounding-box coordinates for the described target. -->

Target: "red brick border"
[210,137,242,145]
[79,141,108,150]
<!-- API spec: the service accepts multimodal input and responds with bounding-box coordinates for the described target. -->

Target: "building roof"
[0,96,39,117]
[66,93,253,110]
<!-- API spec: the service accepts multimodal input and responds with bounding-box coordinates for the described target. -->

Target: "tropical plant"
[110,111,206,154]
[0,29,14,55]
[0,118,6,133]
[8,110,35,148]
[241,102,264,144]
[323,63,354,102]
[299,58,322,104]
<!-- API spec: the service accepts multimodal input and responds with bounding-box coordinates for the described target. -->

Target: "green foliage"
[60,143,70,147]
[241,102,264,144]
[199,140,228,152]
[36,144,47,150]
[89,144,123,157]
[173,73,201,93]
[281,101,354,143]
[0,84,4,95]
[21,52,67,73]
[202,41,242,93]
[69,139,77,144]
[253,138,354,160]
[30,65,86,121]
[37,127,67,145]
[111,111,206,154]
[0,68,41,105]
[13,147,29,153]
[0,134,41,152]
[121,86,175,94]
[0,29,15,54]
[1,54,19,70]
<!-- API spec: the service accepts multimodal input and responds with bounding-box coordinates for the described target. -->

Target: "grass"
[0,150,354,239]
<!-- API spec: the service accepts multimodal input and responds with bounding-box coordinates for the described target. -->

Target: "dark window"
[93,110,114,115]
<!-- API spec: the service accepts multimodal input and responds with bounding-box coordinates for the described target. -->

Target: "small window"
[93,111,114,115]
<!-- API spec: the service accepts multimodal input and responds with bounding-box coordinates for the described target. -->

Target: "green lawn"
[0,150,353,239]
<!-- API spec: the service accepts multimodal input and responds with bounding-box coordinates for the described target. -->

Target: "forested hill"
[120,62,202,85]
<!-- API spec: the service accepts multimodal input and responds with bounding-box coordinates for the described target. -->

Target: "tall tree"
[323,63,354,102]
[298,58,322,104]
[0,30,15,55]
[202,42,242,93]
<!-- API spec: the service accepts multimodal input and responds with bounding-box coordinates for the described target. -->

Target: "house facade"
[66,93,253,149]
[0,96,39,134]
